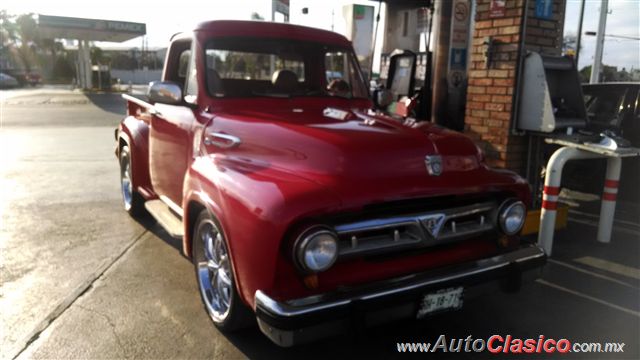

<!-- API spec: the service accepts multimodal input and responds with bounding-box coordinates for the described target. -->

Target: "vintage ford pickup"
[116,20,545,346]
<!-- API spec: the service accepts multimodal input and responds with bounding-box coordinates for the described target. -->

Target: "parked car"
[115,20,545,346]
[561,82,639,203]
[0,72,19,88]
[583,82,639,142]
[25,71,42,86]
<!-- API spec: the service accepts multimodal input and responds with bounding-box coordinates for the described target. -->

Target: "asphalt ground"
[1,87,638,359]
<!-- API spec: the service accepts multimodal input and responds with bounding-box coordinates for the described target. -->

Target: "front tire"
[119,145,145,217]
[192,210,253,331]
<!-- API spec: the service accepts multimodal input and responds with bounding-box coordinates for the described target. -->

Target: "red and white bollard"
[538,147,621,256]
[597,158,622,243]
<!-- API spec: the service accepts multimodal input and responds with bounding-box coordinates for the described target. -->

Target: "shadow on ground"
[85,93,128,116]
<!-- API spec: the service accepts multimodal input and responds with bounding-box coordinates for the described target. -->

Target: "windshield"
[583,86,627,126]
[204,38,368,99]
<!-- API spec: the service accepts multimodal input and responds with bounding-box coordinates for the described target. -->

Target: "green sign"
[38,15,146,35]
[354,5,365,20]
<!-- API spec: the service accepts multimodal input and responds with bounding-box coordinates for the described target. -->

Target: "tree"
[15,14,38,44]
[2,13,40,71]
[579,64,632,83]
[0,10,19,45]
[1,11,74,81]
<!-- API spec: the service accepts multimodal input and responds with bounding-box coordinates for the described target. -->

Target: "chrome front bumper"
[255,244,546,347]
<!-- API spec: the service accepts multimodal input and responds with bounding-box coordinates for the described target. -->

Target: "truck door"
[149,39,198,208]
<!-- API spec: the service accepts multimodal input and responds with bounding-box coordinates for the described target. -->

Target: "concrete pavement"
[1,88,638,359]
[1,89,145,359]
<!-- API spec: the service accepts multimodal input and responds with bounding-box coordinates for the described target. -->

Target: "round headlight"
[498,200,526,235]
[296,228,338,272]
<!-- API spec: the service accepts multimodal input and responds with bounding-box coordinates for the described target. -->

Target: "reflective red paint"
[117,20,531,309]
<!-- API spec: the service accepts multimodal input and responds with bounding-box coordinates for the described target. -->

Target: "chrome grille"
[334,202,496,257]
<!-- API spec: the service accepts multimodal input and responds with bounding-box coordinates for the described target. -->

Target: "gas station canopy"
[38,15,146,42]
[36,15,146,90]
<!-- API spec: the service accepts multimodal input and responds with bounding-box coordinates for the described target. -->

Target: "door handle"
[204,132,241,149]
[149,107,162,117]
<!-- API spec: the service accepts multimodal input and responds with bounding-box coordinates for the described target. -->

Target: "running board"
[145,200,184,238]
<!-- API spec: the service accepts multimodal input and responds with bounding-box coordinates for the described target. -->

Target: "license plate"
[416,287,464,318]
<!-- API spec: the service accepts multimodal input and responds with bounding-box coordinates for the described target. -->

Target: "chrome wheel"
[120,153,133,210]
[196,219,232,322]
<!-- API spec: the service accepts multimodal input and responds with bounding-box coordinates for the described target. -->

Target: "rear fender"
[118,115,154,198]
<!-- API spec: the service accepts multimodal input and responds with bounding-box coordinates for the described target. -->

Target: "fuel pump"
[374,3,434,120]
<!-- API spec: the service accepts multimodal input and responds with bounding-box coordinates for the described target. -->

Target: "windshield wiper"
[293,90,352,99]
[251,91,291,98]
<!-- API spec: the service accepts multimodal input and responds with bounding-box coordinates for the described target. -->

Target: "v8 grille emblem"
[420,214,446,238]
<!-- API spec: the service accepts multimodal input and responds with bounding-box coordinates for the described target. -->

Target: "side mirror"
[373,88,393,109]
[148,81,182,105]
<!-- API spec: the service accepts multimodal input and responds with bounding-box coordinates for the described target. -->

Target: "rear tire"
[119,145,146,217]
[192,210,253,331]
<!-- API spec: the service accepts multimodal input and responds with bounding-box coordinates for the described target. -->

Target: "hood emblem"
[420,214,446,238]
[323,107,357,121]
[425,155,443,176]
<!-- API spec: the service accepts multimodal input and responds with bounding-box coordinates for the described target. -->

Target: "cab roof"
[191,20,353,47]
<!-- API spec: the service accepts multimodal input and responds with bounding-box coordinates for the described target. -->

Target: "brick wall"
[525,0,566,56]
[463,0,565,174]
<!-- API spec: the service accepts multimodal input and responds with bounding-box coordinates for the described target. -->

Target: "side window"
[325,51,351,97]
[163,40,191,87]
[178,50,190,78]
[325,51,346,84]
[184,42,198,101]
[324,51,367,98]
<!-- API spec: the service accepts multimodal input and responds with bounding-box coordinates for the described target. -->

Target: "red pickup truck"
[116,20,545,346]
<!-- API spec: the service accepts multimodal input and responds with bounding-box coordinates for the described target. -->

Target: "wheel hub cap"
[197,220,232,322]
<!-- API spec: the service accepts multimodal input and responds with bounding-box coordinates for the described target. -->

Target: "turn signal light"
[303,274,319,289]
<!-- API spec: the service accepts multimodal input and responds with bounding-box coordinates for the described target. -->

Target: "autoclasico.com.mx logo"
[396,335,626,354]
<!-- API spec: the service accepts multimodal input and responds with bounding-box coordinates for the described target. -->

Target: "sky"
[2,0,639,71]
[563,0,639,71]
[1,0,378,48]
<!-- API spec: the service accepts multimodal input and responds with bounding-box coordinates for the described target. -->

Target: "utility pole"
[575,0,586,65]
[590,0,608,84]
[331,8,335,31]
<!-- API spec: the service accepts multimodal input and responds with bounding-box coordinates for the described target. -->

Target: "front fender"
[183,154,342,308]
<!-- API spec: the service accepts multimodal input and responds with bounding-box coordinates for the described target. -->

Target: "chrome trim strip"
[159,195,184,217]
[334,202,495,235]
[445,205,494,220]
[255,291,351,318]
[122,93,153,109]
[335,218,418,233]
[255,245,545,318]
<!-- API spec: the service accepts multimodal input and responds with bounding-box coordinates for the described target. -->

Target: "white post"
[539,147,573,256]
[597,157,621,243]
[271,0,275,21]
[83,40,93,90]
[77,40,85,89]
[538,147,608,256]
[590,0,608,84]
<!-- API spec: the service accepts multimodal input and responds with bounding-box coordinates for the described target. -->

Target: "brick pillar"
[464,0,565,175]
[524,0,566,56]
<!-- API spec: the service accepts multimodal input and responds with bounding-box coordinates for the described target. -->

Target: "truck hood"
[205,104,525,207]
